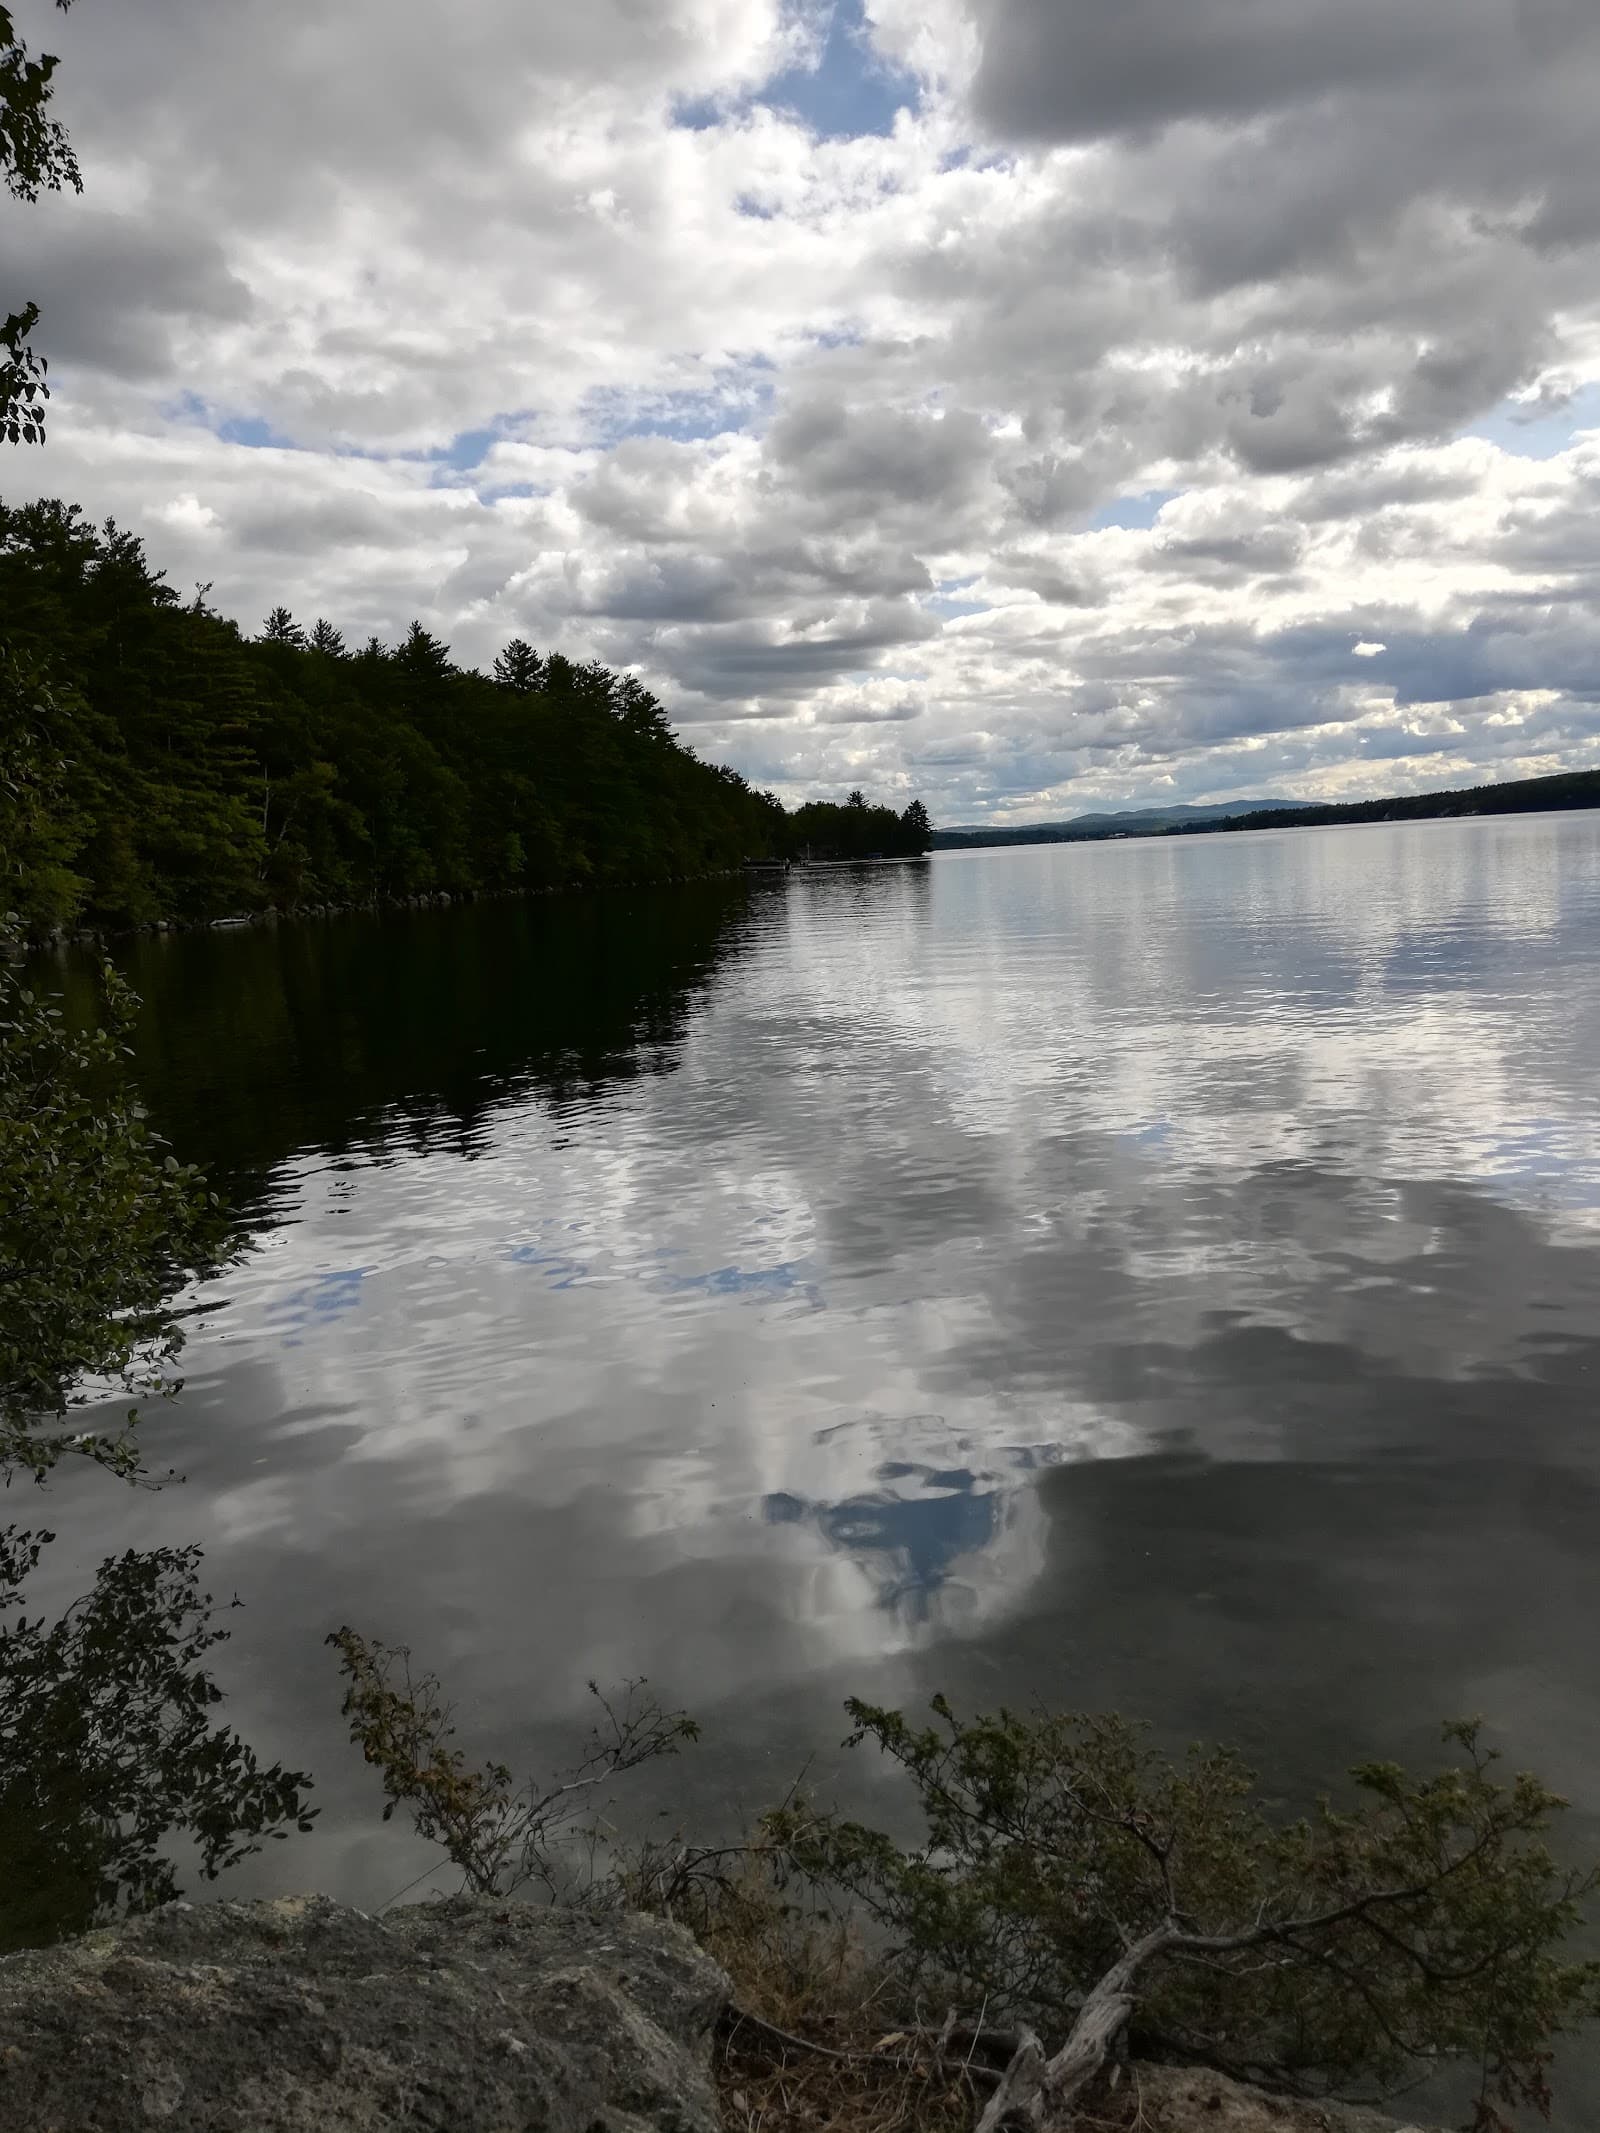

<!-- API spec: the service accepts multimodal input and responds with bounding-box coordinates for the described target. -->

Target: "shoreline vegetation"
[328,1632,1600,2133]
[9,493,1595,951]
[0,497,930,946]
[933,768,1600,854]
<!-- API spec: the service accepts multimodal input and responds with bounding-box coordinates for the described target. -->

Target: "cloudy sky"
[7,0,1600,821]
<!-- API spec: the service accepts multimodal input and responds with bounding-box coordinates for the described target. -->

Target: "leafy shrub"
[767,1696,1600,2132]
[328,1626,698,1903]
[0,1528,315,1954]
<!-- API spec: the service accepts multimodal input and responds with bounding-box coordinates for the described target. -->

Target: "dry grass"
[696,1868,985,2133]
[690,1864,1157,2133]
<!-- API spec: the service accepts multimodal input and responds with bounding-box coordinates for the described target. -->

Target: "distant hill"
[932,800,1307,850]
[934,771,1600,852]
[1167,767,1600,840]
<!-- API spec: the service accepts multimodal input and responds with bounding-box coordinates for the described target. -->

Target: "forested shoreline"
[1167,766,1600,839]
[936,769,1600,854]
[0,498,930,938]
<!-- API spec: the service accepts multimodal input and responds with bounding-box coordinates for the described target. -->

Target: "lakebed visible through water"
[38,813,1600,2121]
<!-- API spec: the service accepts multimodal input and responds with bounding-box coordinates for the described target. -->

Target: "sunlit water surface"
[40,816,1600,2121]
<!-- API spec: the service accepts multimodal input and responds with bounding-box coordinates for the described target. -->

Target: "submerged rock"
[0,1894,728,2132]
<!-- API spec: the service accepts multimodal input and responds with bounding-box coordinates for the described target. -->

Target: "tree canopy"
[0,497,932,934]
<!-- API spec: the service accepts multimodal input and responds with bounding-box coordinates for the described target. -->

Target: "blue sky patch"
[757,0,920,139]
[579,373,775,447]
[927,575,989,619]
[1465,384,1600,460]
[1086,488,1179,532]
[166,393,301,451]
[429,426,501,472]
[217,413,299,450]
[675,1,919,142]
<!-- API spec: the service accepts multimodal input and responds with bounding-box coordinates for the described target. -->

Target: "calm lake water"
[41,813,1600,2116]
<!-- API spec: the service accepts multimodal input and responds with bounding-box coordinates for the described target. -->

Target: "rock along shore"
[0,1895,726,2132]
[0,1896,1443,2133]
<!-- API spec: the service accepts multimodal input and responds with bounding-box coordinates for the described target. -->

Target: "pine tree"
[395,621,453,682]
[900,797,932,851]
[492,638,543,692]
[616,672,670,740]
[0,489,942,924]
[260,606,307,647]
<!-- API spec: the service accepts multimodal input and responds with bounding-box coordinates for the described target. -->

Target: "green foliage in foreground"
[0,910,236,1481]
[769,1697,1600,2133]
[0,1529,315,1955]
[1,0,81,445]
[328,1627,699,1904]
[0,499,931,934]
[333,1639,1600,2131]
[0,916,315,1951]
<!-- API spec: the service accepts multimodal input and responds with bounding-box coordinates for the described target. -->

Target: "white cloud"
[5,0,1600,818]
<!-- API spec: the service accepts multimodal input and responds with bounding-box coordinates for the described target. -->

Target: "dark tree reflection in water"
[33,820,1600,2123]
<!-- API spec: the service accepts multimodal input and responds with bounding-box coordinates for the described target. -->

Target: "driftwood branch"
[978,1876,1442,2130]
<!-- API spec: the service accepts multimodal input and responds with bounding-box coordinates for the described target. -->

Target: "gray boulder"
[0,1894,728,2132]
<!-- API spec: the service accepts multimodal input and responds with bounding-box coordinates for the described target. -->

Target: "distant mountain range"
[932,770,1600,851]
[932,800,1308,849]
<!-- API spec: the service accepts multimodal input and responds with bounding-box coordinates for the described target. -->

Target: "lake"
[40,812,1600,2118]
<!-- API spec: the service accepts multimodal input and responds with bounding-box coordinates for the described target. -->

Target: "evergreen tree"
[394,621,452,682]
[0,492,936,932]
[260,606,306,647]
[492,638,543,692]
[615,672,670,741]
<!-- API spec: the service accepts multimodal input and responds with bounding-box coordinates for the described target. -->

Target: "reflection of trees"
[2,910,315,1949]
[81,881,760,1195]
[0,1528,314,1954]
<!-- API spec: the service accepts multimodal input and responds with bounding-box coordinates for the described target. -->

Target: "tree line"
[1165,767,1600,840]
[0,498,932,937]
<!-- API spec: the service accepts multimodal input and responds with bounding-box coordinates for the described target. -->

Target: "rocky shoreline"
[0,1897,1444,2133]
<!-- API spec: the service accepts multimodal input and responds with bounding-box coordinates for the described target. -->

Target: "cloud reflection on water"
[41,818,1600,2117]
